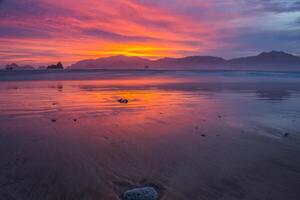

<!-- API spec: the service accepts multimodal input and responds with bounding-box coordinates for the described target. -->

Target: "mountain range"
[69,51,300,71]
[2,51,300,71]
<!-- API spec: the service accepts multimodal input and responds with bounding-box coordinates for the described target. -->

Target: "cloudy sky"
[0,0,299,66]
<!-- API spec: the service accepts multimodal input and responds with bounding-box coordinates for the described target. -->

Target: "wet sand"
[0,71,300,200]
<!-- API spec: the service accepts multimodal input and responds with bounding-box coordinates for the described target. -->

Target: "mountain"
[68,51,300,70]
[228,51,300,69]
[70,55,151,69]
[155,56,226,68]
[70,55,227,70]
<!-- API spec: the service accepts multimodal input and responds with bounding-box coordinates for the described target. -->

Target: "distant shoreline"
[1,69,300,82]
[1,68,300,73]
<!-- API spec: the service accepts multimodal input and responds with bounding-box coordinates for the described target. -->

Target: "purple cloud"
[0,0,299,65]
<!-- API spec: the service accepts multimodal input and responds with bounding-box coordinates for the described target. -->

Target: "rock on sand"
[118,98,129,104]
[123,187,158,200]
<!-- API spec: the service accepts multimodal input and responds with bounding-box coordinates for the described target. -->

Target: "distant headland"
[3,62,64,71]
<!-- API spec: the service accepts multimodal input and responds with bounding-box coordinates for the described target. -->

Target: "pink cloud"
[0,0,298,66]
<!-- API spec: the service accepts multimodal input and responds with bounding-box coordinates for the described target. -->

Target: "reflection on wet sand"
[0,72,300,200]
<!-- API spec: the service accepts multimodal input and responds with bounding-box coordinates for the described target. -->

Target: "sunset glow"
[0,0,299,66]
[0,1,300,199]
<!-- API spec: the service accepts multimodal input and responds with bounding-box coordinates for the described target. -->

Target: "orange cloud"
[0,0,241,66]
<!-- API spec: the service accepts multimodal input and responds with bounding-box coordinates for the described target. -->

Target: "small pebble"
[118,98,129,104]
[51,119,57,122]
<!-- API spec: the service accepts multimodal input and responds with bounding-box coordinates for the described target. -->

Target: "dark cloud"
[296,17,300,25]
[244,0,300,13]
[0,25,51,38]
[0,0,46,18]
[0,0,87,20]
[220,27,300,58]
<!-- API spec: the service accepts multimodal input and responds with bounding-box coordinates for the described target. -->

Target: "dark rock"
[57,62,63,69]
[123,187,158,200]
[283,133,289,137]
[118,98,129,104]
[51,119,57,122]
[201,134,206,137]
[73,119,77,122]
[47,62,64,69]
[5,64,15,70]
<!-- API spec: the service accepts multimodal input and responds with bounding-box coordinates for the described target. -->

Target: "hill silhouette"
[69,51,300,70]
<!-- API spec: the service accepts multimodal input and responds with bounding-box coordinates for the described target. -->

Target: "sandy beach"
[0,70,299,200]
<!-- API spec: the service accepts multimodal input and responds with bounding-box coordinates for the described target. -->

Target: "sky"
[0,0,300,66]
